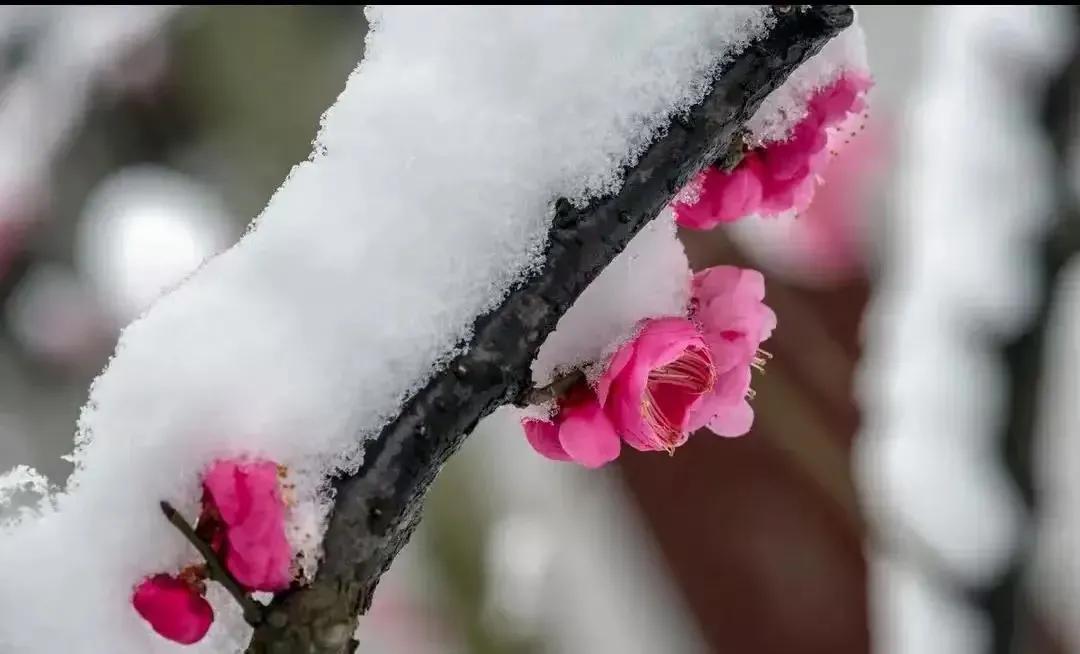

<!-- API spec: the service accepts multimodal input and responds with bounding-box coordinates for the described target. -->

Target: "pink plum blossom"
[674,71,873,230]
[522,384,621,468]
[132,574,214,645]
[672,160,763,229]
[596,317,716,452]
[809,71,872,125]
[688,266,776,437]
[198,459,292,592]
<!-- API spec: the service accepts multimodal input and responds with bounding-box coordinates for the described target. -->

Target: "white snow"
[530,208,691,387]
[0,466,53,526]
[0,7,775,652]
[745,14,868,146]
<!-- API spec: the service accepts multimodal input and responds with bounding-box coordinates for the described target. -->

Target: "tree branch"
[160,501,265,627]
[246,7,853,653]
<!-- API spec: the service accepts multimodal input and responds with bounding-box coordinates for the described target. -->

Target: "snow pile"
[530,209,690,388]
[0,7,775,653]
[0,466,53,526]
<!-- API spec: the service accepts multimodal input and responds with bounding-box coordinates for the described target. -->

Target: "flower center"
[641,346,715,451]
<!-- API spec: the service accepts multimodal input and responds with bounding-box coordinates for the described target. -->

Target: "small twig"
[513,369,586,407]
[715,128,749,172]
[160,500,265,627]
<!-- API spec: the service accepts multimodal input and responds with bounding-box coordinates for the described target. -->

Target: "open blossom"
[596,317,715,452]
[132,574,214,645]
[674,71,873,230]
[521,270,776,463]
[522,384,621,468]
[198,459,292,592]
[687,265,776,437]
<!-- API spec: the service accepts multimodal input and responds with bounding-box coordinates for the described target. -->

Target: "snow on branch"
[0,7,856,654]
[246,6,853,653]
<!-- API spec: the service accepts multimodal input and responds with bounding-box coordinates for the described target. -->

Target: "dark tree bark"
[246,7,854,653]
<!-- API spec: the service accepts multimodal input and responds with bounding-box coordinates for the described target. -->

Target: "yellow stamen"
[640,346,715,449]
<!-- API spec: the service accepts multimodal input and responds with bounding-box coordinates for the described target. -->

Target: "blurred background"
[3,6,1079,654]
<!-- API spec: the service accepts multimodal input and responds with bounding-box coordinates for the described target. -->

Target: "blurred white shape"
[75,166,234,326]
[482,513,555,639]
[870,555,989,654]
[855,5,1073,654]
[4,263,105,368]
[0,6,177,209]
[466,407,709,654]
[359,537,464,654]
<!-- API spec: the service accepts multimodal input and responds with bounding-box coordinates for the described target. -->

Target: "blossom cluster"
[521,72,872,466]
[673,73,872,230]
[131,459,292,644]
[522,266,775,467]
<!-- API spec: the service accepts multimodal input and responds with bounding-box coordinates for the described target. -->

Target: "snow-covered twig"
[245,7,853,653]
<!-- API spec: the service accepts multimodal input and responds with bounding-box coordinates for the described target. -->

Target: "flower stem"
[515,369,585,407]
[715,129,749,172]
[160,500,265,627]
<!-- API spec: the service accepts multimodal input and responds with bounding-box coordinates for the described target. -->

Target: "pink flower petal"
[689,265,775,438]
[132,575,214,645]
[707,399,755,438]
[627,317,706,371]
[522,418,571,462]
[675,159,764,230]
[672,71,872,224]
[597,317,713,452]
[707,164,763,223]
[596,340,635,406]
[686,365,751,432]
[715,364,753,401]
[694,268,773,367]
[558,397,621,468]
[693,266,764,304]
[201,460,292,592]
